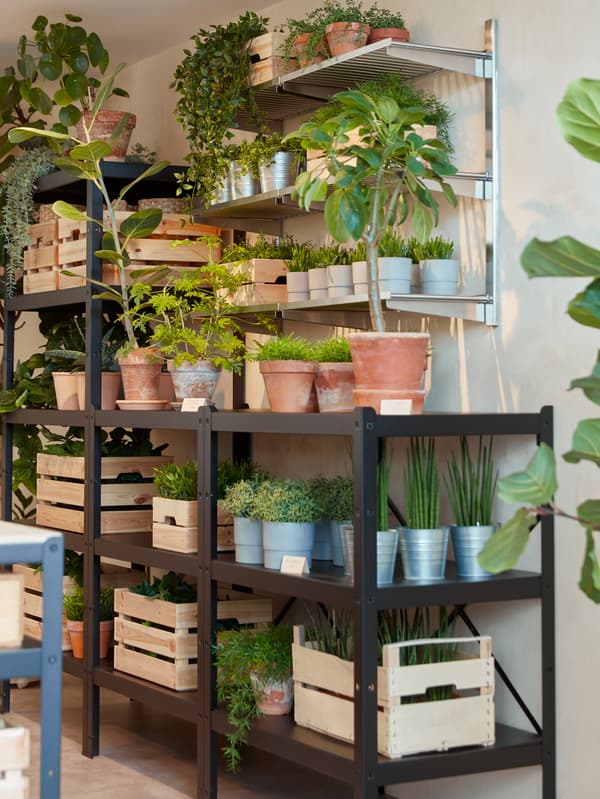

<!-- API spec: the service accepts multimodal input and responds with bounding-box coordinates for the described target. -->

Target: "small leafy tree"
[478,78,600,603]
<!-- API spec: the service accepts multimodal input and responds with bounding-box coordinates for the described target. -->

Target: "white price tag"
[280,556,309,575]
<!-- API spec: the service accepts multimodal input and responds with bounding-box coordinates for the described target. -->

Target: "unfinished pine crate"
[36,454,172,535]
[248,32,296,86]
[217,504,234,551]
[114,587,271,691]
[0,724,30,799]
[57,213,221,288]
[292,626,495,758]
[223,258,288,306]
[0,574,24,648]
[152,497,235,553]
[23,219,60,294]
[12,564,75,651]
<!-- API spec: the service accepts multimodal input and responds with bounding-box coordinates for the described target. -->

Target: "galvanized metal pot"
[341,525,399,585]
[398,526,449,581]
[259,151,298,193]
[450,524,497,578]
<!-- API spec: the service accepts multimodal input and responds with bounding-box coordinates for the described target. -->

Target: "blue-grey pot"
[398,527,449,581]
[451,524,497,578]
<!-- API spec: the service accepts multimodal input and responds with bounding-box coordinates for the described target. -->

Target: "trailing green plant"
[288,88,457,331]
[99,586,114,622]
[378,227,410,258]
[285,242,320,272]
[217,459,265,501]
[63,586,85,621]
[129,571,197,604]
[413,235,455,261]
[153,462,198,501]
[253,479,320,523]
[124,143,156,164]
[364,3,406,30]
[215,624,293,771]
[377,440,392,530]
[245,132,306,170]
[171,12,269,205]
[283,6,332,64]
[254,333,314,361]
[478,77,600,602]
[310,336,352,363]
[444,437,497,527]
[221,479,265,519]
[403,438,440,529]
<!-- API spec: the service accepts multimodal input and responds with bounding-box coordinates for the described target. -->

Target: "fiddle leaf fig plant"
[478,78,600,603]
[287,88,457,331]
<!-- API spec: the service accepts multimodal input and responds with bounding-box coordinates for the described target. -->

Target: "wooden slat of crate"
[113,644,197,691]
[152,497,198,553]
[249,57,290,86]
[37,453,170,480]
[13,564,73,650]
[23,219,60,294]
[152,215,220,241]
[152,523,197,553]
[223,258,288,283]
[0,574,24,648]
[217,505,234,552]
[217,596,272,625]
[37,504,152,535]
[115,587,196,629]
[292,627,495,758]
[248,31,286,60]
[37,476,157,508]
[115,616,196,659]
[232,283,288,306]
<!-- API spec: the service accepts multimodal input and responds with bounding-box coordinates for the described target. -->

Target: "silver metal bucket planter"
[262,521,315,570]
[340,525,399,585]
[229,161,260,200]
[234,517,263,565]
[330,520,346,567]
[398,527,450,581]
[451,524,497,578]
[259,151,298,193]
[312,519,333,560]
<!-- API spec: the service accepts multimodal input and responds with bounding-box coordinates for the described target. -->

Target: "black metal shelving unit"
[202,406,555,799]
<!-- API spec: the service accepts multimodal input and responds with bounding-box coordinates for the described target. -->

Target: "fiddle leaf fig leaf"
[569,355,600,404]
[9,126,67,144]
[563,419,600,466]
[567,279,600,328]
[577,500,600,528]
[477,507,536,573]
[119,208,162,240]
[557,78,600,164]
[498,442,557,505]
[52,200,95,223]
[70,140,112,162]
[521,236,600,278]
[578,529,600,602]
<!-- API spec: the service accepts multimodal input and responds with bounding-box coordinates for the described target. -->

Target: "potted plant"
[310,336,355,413]
[376,228,413,295]
[399,437,449,581]
[171,12,269,205]
[445,437,498,578]
[229,140,261,201]
[323,474,354,566]
[413,235,459,295]
[365,3,409,43]
[283,8,331,68]
[245,133,306,194]
[217,459,266,552]
[221,479,266,564]
[253,479,320,569]
[254,333,317,413]
[288,86,457,411]
[320,0,371,57]
[152,461,199,553]
[215,624,293,771]
[63,585,114,660]
[350,240,368,294]
[285,242,320,301]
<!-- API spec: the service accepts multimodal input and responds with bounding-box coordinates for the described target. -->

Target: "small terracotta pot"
[99,619,114,660]
[325,22,370,56]
[76,371,122,410]
[53,372,79,410]
[67,620,84,659]
[315,362,355,412]
[259,360,317,412]
[76,110,136,161]
[367,27,410,44]
[349,332,429,391]
[118,347,162,401]
[250,672,293,715]
[292,33,329,67]
[352,388,426,414]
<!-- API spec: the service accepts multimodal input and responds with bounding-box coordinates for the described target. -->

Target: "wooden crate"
[0,574,24,648]
[113,587,272,691]
[23,219,60,294]
[57,213,221,288]
[292,626,495,758]
[223,258,288,306]
[36,454,172,535]
[247,32,296,86]
[0,724,29,799]
[152,497,235,553]
[217,505,234,551]
[12,564,75,651]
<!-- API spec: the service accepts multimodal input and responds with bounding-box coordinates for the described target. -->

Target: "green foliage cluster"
[310,336,352,363]
[217,458,265,501]
[64,550,84,587]
[254,479,320,523]
[124,142,156,164]
[153,462,198,501]
[403,438,440,529]
[221,479,265,519]
[220,233,298,263]
[377,441,392,530]
[364,3,406,30]
[445,437,497,527]
[130,571,197,604]
[233,133,305,177]
[314,242,349,266]
[285,241,321,272]
[412,235,455,261]
[215,624,292,771]
[322,475,354,521]
[284,0,370,61]
[171,12,269,204]
[63,585,85,621]
[378,227,410,258]
[99,587,115,622]
[45,318,127,372]
[254,333,314,362]
[41,427,166,458]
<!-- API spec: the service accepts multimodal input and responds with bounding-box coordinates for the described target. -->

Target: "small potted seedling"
[152,462,198,553]
[63,585,114,660]
[310,337,355,413]
[413,235,459,295]
[254,334,317,413]
[285,242,320,301]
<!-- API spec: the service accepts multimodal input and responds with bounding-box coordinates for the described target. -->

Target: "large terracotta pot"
[76,110,136,160]
[367,27,410,44]
[259,360,317,412]
[314,362,355,412]
[348,332,430,391]
[167,359,220,402]
[325,22,370,56]
[117,347,162,401]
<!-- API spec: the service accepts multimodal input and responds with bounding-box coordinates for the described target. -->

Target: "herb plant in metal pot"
[288,88,457,412]
[399,437,448,581]
[325,474,353,567]
[254,333,317,413]
[444,437,498,578]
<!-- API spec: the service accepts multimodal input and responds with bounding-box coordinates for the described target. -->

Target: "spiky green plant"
[403,438,440,529]
[254,333,313,362]
[444,437,498,526]
[377,441,392,530]
[153,462,198,501]
[310,337,352,363]
[378,228,410,258]
[412,235,455,261]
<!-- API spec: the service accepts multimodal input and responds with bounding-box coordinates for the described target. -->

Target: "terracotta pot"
[67,620,84,659]
[167,360,220,402]
[259,360,317,412]
[325,22,370,56]
[314,362,355,412]
[367,27,410,44]
[76,110,136,161]
[117,347,162,401]
[158,372,175,402]
[250,672,293,715]
[76,371,122,410]
[349,332,430,391]
[53,372,79,410]
[352,388,426,414]
[292,33,329,68]
[99,619,114,660]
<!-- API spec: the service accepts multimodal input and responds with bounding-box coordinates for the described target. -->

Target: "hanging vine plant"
[171,11,269,205]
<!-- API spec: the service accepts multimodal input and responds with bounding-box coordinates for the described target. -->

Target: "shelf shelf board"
[95,533,199,574]
[95,663,198,723]
[95,409,201,430]
[6,287,87,312]
[211,408,355,436]
[6,408,86,427]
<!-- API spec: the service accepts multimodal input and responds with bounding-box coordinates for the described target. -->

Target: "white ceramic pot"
[420,258,459,295]
[234,517,263,564]
[307,267,328,297]
[352,260,367,294]
[326,264,353,298]
[286,271,310,302]
[378,257,413,294]
[262,521,315,570]
[312,518,333,560]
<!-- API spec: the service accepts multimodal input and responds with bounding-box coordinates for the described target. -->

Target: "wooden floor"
[6,674,350,799]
